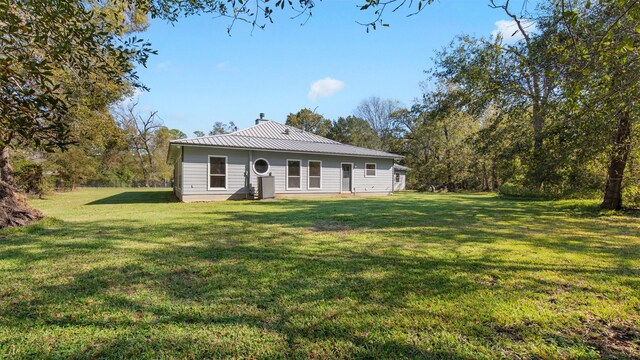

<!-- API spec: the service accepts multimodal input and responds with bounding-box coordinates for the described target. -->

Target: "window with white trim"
[308,160,321,189]
[208,156,226,189]
[287,160,301,189]
[365,163,377,177]
[395,172,400,183]
[253,158,270,175]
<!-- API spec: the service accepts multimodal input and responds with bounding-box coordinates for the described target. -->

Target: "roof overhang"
[166,143,182,164]
[168,141,404,160]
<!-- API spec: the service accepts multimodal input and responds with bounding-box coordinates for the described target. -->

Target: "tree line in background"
[1,0,638,228]
[287,1,640,210]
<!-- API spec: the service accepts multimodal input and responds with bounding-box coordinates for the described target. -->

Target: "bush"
[623,184,640,209]
[14,163,44,195]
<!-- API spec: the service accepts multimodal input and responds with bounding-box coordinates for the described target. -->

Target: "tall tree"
[116,102,163,187]
[0,0,153,227]
[354,96,402,139]
[327,116,381,149]
[286,108,332,136]
[557,0,640,209]
[209,121,237,135]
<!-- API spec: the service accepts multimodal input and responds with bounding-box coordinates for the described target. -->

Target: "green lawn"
[1,189,639,359]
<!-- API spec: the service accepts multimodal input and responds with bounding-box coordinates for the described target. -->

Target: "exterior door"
[341,163,352,192]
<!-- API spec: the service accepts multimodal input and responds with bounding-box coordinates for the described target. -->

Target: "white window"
[208,156,227,189]
[308,160,322,189]
[365,163,377,177]
[287,159,301,189]
[253,158,270,175]
[395,173,400,183]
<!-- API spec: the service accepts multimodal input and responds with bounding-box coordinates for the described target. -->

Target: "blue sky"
[133,0,534,136]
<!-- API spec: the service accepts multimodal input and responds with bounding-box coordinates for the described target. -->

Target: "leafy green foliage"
[0,0,154,152]
[326,116,380,149]
[285,108,332,137]
[407,1,639,208]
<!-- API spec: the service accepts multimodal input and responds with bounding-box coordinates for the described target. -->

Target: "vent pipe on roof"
[255,113,268,125]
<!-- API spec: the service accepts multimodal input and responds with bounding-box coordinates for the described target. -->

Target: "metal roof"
[168,120,402,162]
[393,164,410,171]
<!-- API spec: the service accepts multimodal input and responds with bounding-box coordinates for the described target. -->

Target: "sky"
[132,0,536,136]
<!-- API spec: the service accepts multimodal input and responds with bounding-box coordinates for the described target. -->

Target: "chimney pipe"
[256,113,268,125]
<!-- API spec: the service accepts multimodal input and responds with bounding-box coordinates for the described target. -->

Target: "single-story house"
[167,115,403,202]
[393,164,410,191]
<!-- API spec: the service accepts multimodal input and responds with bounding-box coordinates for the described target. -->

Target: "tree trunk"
[601,110,632,210]
[0,146,14,185]
[0,146,43,228]
[491,161,498,191]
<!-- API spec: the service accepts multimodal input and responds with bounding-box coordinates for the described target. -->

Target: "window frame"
[252,158,270,176]
[207,155,228,190]
[365,162,377,177]
[307,160,322,190]
[286,159,302,190]
[395,172,401,183]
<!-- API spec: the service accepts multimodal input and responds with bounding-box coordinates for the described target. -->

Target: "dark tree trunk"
[491,161,498,191]
[0,146,14,185]
[601,110,632,210]
[0,146,43,228]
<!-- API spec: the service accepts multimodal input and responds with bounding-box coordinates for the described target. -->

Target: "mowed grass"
[1,189,639,359]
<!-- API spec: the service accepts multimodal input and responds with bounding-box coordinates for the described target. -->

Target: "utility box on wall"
[258,176,275,199]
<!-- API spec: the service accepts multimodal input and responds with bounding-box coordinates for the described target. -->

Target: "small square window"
[365,163,377,177]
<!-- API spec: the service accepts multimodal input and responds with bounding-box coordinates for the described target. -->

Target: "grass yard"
[1,188,639,359]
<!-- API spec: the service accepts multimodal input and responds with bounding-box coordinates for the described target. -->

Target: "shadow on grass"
[86,190,177,205]
[1,193,639,358]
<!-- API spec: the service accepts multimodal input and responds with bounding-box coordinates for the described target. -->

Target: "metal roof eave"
[166,143,182,164]
[169,141,404,160]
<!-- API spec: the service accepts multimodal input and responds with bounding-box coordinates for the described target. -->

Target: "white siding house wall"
[394,171,407,191]
[173,153,183,199]
[182,146,250,200]
[179,145,394,201]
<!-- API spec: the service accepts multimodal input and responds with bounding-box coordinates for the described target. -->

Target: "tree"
[209,121,237,135]
[397,89,482,191]
[116,102,163,187]
[0,0,154,227]
[327,116,381,149]
[432,12,563,187]
[169,129,187,139]
[193,131,206,137]
[285,108,332,136]
[354,96,402,139]
[555,0,640,209]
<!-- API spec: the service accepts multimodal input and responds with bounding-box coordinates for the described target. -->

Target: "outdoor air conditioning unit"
[258,176,275,200]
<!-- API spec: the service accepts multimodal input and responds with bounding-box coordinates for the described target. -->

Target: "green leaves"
[1,0,153,151]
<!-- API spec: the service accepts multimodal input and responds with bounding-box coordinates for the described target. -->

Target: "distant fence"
[73,180,172,188]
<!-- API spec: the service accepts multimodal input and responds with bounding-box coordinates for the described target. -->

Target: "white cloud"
[491,19,537,43]
[308,77,345,101]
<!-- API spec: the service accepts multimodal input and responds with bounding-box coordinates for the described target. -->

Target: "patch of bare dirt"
[585,319,640,358]
[312,220,350,232]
